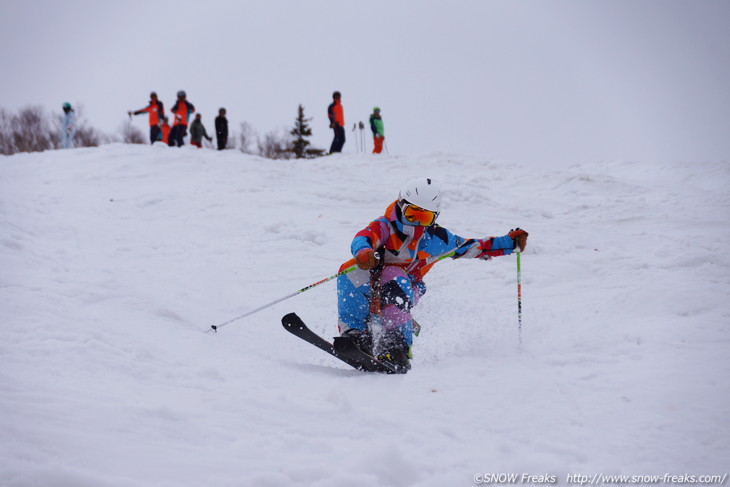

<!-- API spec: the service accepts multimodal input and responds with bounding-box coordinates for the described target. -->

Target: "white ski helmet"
[398,177,441,213]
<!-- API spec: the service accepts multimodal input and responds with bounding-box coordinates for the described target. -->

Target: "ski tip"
[281,312,302,328]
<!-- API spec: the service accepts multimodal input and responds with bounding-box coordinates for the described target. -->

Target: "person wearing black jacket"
[215,108,228,150]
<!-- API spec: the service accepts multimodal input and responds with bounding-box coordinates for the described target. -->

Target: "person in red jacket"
[327,91,345,153]
[128,91,164,144]
[168,90,195,147]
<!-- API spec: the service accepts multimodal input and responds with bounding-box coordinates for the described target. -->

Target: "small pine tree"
[289,104,324,159]
[290,104,312,159]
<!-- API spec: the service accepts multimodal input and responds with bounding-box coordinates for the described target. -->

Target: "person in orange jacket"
[168,90,195,147]
[160,117,171,144]
[129,91,164,144]
[327,91,345,153]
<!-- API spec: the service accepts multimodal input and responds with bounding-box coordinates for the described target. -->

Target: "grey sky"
[1,0,728,165]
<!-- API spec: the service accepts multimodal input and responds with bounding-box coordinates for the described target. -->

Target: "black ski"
[281,312,399,374]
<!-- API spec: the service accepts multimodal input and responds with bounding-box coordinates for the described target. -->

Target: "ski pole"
[208,250,458,334]
[358,120,365,154]
[384,139,389,155]
[207,265,359,333]
[517,250,522,343]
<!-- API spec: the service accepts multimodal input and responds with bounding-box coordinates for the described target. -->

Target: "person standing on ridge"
[336,177,528,373]
[327,91,345,153]
[369,106,385,154]
[169,90,195,147]
[60,102,76,149]
[215,108,228,150]
[128,91,164,144]
[189,113,212,148]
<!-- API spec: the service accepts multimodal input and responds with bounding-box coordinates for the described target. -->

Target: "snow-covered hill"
[1,145,728,486]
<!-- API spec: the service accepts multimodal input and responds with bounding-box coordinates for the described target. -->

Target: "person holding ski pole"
[327,91,345,153]
[336,177,528,372]
[369,107,385,154]
[128,91,164,144]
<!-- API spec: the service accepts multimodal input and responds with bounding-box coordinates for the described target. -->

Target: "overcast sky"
[1,0,728,165]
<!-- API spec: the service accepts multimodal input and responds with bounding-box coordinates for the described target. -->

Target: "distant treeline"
[0,105,104,155]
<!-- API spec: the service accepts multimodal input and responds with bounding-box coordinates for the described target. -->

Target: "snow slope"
[1,145,728,486]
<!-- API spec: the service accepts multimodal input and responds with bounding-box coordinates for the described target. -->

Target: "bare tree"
[119,119,146,144]
[69,104,105,147]
[258,128,293,159]
[0,108,14,155]
[0,104,108,154]
[238,121,258,154]
[11,106,56,153]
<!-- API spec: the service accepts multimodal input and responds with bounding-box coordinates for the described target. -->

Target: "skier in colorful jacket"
[168,90,195,147]
[369,107,384,154]
[128,91,164,144]
[327,91,345,153]
[337,177,528,372]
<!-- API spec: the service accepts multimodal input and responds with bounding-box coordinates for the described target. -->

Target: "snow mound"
[1,145,728,486]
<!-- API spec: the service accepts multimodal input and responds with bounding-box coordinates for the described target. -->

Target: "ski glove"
[508,228,529,252]
[355,249,379,270]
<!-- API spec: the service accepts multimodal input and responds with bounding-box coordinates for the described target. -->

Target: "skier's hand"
[355,249,379,270]
[508,228,529,252]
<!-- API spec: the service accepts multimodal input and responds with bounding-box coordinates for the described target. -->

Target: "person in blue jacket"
[61,102,76,149]
[336,177,528,372]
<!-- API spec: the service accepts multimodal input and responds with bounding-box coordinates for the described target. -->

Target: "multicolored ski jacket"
[340,200,516,280]
[369,114,384,136]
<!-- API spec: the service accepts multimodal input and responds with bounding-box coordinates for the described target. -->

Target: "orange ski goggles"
[401,202,438,226]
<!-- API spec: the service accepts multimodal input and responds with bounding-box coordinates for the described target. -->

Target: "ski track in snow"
[1,144,729,486]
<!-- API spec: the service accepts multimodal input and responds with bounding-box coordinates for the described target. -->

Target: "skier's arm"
[132,104,152,116]
[453,230,528,259]
[350,217,390,257]
[427,225,523,260]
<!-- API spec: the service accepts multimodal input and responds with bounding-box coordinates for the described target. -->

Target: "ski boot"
[377,329,412,373]
[341,328,374,356]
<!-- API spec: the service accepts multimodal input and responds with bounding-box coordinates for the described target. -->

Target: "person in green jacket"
[190,113,212,148]
[369,107,385,154]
